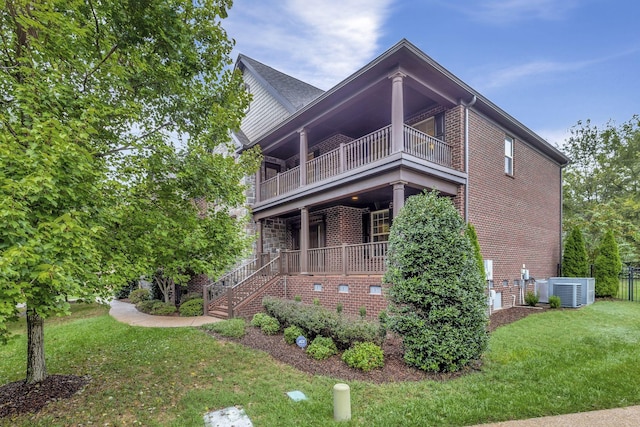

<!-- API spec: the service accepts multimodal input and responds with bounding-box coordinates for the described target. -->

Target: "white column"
[299,128,308,186]
[392,181,407,219]
[390,71,406,153]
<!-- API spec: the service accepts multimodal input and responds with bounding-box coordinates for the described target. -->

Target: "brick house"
[203,39,569,319]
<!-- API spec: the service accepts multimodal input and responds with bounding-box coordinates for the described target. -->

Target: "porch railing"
[259,124,453,202]
[281,242,388,276]
[203,253,273,311]
[404,125,452,167]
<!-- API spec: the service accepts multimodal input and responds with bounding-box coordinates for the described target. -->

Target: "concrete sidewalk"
[109,299,640,426]
[109,299,222,327]
[475,405,640,426]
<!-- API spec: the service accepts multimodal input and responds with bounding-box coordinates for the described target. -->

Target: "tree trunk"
[26,308,47,384]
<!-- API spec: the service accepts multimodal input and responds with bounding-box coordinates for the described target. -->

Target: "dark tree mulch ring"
[208,305,549,384]
[0,375,90,418]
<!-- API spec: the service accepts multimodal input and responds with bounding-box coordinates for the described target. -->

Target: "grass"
[2,301,640,426]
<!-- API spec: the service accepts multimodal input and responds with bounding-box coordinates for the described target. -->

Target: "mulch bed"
[0,305,546,418]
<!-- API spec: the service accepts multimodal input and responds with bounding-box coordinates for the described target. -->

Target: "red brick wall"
[249,275,389,320]
[466,110,562,308]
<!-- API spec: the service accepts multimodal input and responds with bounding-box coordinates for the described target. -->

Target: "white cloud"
[463,0,579,23]
[224,0,394,89]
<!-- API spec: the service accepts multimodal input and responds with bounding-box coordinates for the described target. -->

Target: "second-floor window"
[371,209,390,242]
[413,113,445,140]
[504,136,514,175]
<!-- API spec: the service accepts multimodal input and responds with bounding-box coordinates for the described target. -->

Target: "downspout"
[461,95,477,223]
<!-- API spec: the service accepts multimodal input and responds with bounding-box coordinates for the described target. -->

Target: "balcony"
[259,125,453,202]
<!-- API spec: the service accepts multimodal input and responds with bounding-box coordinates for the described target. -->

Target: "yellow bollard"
[333,383,351,421]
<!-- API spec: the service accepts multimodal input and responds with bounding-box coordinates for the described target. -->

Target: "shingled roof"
[237,54,324,113]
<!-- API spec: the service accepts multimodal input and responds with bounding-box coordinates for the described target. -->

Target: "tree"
[383,191,488,372]
[562,226,590,277]
[594,230,622,297]
[465,223,486,281]
[562,116,640,262]
[0,0,257,384]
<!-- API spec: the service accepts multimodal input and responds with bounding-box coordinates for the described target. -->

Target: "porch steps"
[207,275,281,319]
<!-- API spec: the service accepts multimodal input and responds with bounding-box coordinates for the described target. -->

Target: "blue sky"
[224,0,639,148]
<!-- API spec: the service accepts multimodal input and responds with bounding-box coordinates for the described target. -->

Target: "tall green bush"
[466,223,486,281]
[562,226,590,277]
[383,191,488,372]
[594,230,622,297]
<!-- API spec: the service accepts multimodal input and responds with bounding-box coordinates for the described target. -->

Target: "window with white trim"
[371,209,390,243]
[338,284,349,293]
[313,283,322,292]
[369,285,382,295]
[504,136,514,175]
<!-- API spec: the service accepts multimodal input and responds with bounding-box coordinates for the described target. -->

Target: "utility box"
[548,277,595,307]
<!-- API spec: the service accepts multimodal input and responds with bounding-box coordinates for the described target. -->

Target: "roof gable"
[237,55,324,113]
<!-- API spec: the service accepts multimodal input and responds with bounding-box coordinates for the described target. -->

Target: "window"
[413,113,444,140]
[502,279,509,287]
[313,283,322,292]
[338,284,349,293]
[371,209,390,243]
[504,136,514,175]
[369,285,382,295]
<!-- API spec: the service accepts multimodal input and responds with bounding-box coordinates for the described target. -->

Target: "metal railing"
[404,125,452,167]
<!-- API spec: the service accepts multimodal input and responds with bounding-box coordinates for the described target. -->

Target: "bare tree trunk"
[26,307,47,384]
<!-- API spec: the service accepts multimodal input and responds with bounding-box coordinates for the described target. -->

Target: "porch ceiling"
[264,80,441,160]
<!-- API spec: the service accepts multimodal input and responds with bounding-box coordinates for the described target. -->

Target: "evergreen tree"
[594,230,622,297]
[562,226,590,277]
[383,191,488,372]
[466,223,486,281]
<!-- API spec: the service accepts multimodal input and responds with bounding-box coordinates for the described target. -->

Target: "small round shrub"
[524,291,539,307]
[129,288,151,304]
[342,342,384,372]
[180,292,202,304]
[136,299,159,313]
[284,325,305,345]
[260,316,280,335]
[251,312,269,327]
[150,301,177,316]
[306,336,337,360]
[549,295,561,309]
[179,298,204,317]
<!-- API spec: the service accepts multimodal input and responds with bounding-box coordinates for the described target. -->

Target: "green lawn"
[2,301,640,426]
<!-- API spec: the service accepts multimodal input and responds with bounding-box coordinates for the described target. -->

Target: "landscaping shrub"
[179,298,203,317]
[262,296,383,347]
[465,223,486,280]
[594,230,622,297]
[383,191,488,372]
[562,226,590,277]
[260,316,280,335]
[150,301,177,316]
[284,325,305,345]
[251,312,269,328]
[115,280,138,299]
[129,288,151,304]
[332,319,382,349]
[179,292,202,304]
[306,336,337,360]
[202,318,246,338]
[524,291,539,307]
[136,299,159,313]
[342,342,384,372]
[549,295,561,309]
[359,306,367,319]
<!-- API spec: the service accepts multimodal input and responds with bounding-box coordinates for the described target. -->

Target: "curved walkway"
[109,300,640,426]
[109,299,221,327]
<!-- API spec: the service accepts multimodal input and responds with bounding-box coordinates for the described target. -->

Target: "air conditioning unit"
[549,278,595,306]
[553,283,582,308]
